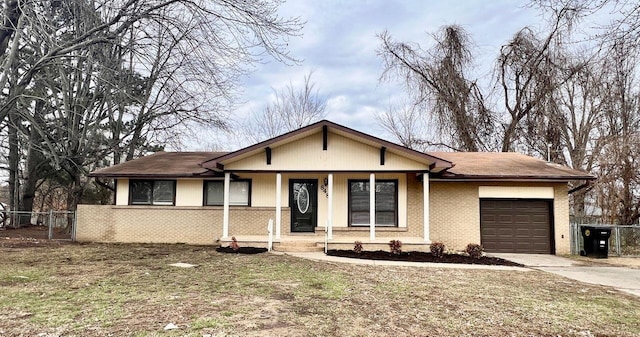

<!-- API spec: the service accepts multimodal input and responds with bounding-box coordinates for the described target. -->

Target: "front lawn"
[0,242,638,336]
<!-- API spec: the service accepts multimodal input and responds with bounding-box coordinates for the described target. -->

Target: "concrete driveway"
[492,253,640,297]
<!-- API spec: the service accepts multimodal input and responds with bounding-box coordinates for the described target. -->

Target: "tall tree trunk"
[19,97,47,213]
[7,109,19,227]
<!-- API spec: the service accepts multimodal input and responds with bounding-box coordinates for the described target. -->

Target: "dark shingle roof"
[90,152,227,178]
[427,152,595,180]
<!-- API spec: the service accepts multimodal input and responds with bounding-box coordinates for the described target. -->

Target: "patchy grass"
[0,243,639,336]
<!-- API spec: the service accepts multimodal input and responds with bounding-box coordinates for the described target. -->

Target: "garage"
[480,199,553,254]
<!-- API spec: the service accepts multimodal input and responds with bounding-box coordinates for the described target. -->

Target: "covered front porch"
[218,171,433,252]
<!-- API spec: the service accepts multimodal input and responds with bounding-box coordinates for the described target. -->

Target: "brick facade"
[77,180,572,254]
[430,182,481,251]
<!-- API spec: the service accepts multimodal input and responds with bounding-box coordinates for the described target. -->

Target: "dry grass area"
[0,242,639,337]
[601,257,640,269]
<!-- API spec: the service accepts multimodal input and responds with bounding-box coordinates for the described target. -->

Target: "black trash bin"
[580,226,612,258]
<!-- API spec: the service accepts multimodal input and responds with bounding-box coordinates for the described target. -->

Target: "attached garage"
[480,199,554,254]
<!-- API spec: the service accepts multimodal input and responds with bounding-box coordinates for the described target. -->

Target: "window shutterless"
[129,180,176,205]
[348,180,398,227]
[204,180,251,206]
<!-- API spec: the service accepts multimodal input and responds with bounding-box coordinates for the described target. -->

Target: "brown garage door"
[480,199,553,254]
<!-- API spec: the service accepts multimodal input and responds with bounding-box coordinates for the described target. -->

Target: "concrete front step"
[274,245,324,252]
[273,241,324,252]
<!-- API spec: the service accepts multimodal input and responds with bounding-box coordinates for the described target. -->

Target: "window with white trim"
[204,180,251,206]
[129,180,176,205]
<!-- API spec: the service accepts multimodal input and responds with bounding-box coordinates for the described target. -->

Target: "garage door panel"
[498,215,513,223]
[514,229,531,237]
[480,199,552,254]
[531,228,549,236]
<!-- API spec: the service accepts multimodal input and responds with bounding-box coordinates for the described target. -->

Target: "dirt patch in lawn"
[0,236,70,249]
[0,225,70,241]
[327,249,524,266]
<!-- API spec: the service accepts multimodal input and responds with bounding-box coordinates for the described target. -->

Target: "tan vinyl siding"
[479,186,554,199]
[175,180,204,206]
[116,179,129,205]
[247,173,276,207]
[224,131,429,172]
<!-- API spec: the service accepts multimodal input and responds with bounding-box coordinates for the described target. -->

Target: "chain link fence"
[571,223,640,256]
[0,210,76,241]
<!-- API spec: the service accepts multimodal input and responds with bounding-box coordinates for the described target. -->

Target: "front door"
[290,179,317,233]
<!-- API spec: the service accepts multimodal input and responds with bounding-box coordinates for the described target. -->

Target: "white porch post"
[423,171,430,242]
[369,173,376,241]
[223,172,230,238]
[275,172,282,239]
[327,173,333,240]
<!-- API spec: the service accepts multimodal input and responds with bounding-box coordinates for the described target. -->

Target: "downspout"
[568,180,593,194]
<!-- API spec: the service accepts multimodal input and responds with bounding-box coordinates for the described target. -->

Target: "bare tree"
[532,0,640,49]
[378,26,492,152]
[378,8,583,155]
[375,102,450,151]
[594,40,640,225]
[243,72,327,143]
[0,0,303,212]
[495,7,584,153]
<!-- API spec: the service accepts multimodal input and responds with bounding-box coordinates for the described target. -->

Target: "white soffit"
[479,186,554,199]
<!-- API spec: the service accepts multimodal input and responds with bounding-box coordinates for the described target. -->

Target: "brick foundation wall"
[77,205,290,245]
[229,207,290,236]
[77,205,223,244]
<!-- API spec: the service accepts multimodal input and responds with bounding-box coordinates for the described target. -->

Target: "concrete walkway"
[538,266,640,297]
[284,251,640,297]
[489,253,578,267]
[491,253,640,298]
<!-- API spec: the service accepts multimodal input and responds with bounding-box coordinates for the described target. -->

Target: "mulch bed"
[216,246,268,254]
[326,249,524,266]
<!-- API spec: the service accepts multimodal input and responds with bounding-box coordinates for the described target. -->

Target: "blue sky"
[194,0,596,151]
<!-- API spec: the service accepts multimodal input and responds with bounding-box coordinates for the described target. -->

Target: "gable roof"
[428,152,595,181]
[200,120,453,171]
[90,152,227,178]
[87,123,596,182]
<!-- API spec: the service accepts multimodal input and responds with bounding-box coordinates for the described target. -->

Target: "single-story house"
[77,120,595,254]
